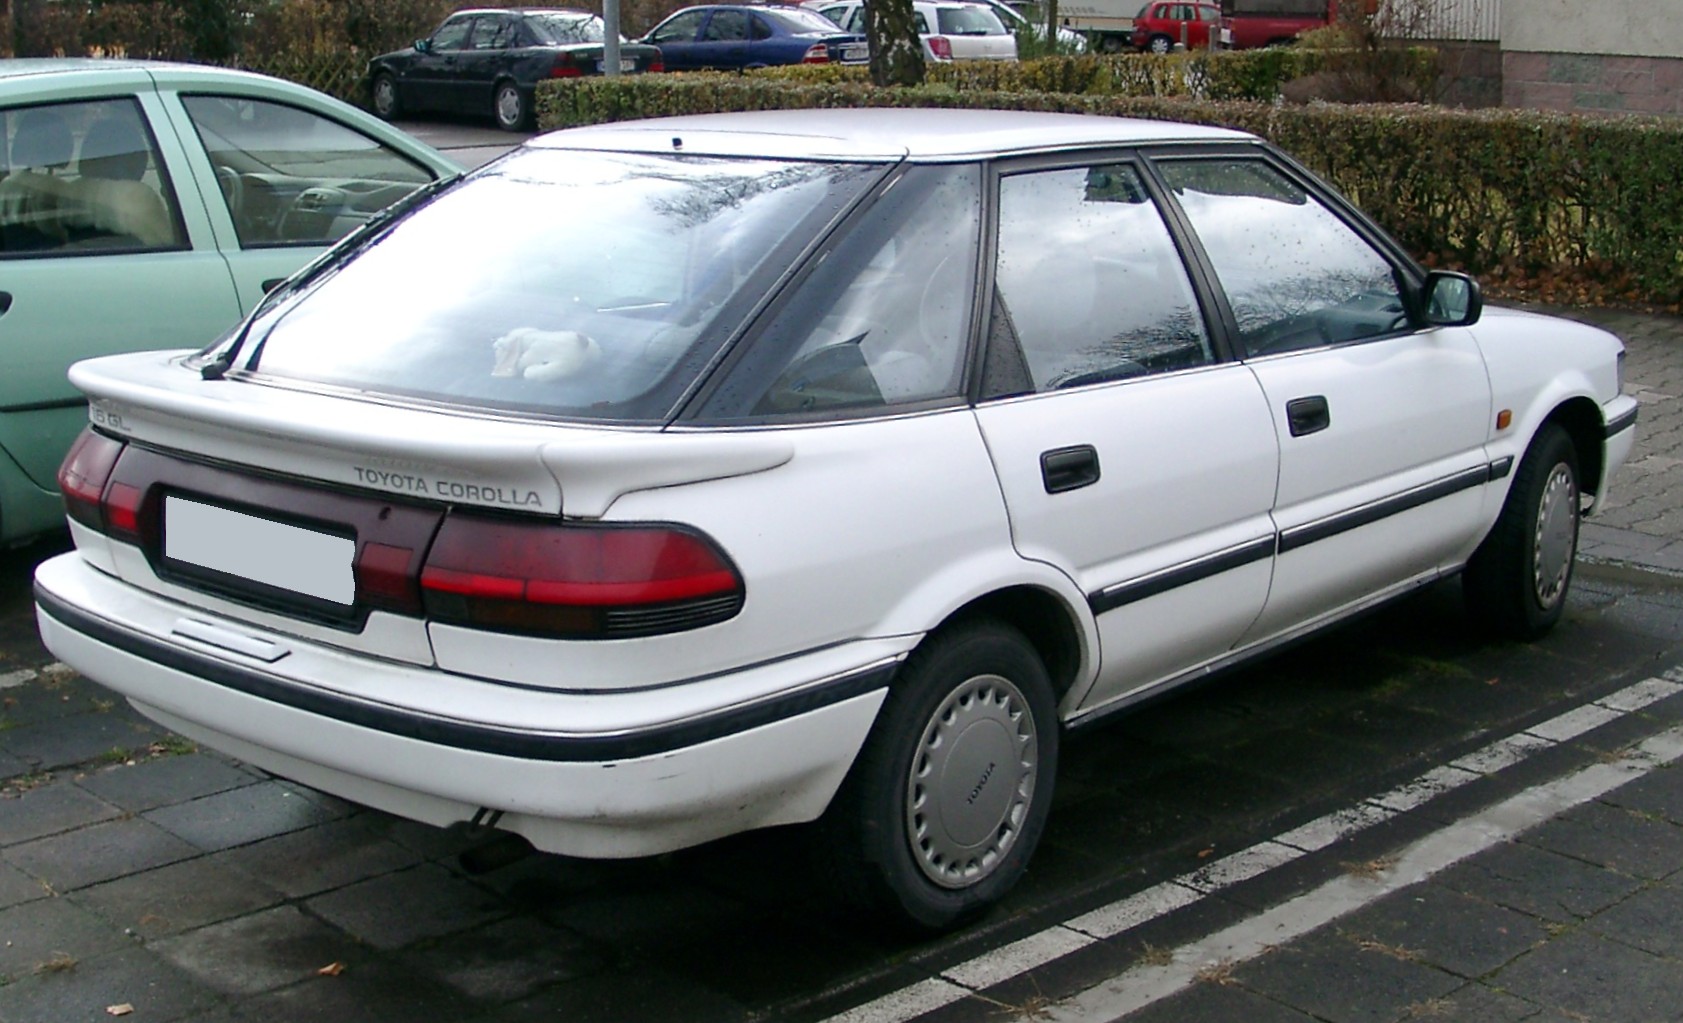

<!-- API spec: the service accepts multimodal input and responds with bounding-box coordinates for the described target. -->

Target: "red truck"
[1220,0,1335,49]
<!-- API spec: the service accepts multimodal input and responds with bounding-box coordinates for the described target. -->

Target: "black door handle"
[1041,444,1100,494]
[1286,395,1330,437]
[0,291,12,315]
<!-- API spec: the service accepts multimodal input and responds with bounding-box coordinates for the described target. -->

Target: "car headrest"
[78,116,150,181]
[9,107,76,172]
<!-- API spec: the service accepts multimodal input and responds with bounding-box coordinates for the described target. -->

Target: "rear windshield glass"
[766,7,855,31]
[526,12,610,44]
[246,148,884,422]
[936,6,1008,32]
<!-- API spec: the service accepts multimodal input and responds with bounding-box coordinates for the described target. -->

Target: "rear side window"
[0,98,186,256]
[701,164,981,420]
[181,95,434,249]
[246,149,884,423]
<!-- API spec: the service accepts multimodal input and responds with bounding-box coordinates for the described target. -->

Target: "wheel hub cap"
[905,674,1039,889]
[1533,462,1577,608]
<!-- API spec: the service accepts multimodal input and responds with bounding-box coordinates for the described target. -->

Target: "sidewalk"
[1095,305,1683,1023]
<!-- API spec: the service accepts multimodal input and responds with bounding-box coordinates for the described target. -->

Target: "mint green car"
[1,59,460,544]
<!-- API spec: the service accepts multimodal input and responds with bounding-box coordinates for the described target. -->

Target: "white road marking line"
[1043,724,1683,1021]
[819,672,1683,1023]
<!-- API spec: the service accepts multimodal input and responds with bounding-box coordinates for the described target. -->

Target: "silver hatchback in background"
[812,0,1020,60]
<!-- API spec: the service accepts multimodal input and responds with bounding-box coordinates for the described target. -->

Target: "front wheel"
[371,72,402,120]
[1464,423,1580,640]
[819,619,1058,931]
[493,81,530,132]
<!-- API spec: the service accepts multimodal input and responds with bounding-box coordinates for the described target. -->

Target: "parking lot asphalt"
[3,304,1683,1023]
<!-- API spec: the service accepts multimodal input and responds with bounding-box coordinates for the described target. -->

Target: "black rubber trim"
[0,396,86,414]
[1088,536,1275,616]
[1488,455,1514,481]
[1278,464,1491,554]
[1605,406,1639,439]
[34,583,894,763]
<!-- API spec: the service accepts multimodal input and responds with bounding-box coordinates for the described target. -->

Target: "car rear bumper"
[34,552,894,858]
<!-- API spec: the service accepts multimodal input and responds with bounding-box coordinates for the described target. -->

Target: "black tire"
[371,71,402,121]
[493,81,529,132]
[1464,423,1580,640]
[819,619,1058,932]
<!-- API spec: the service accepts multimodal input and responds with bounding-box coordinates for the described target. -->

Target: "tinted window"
[247,150,884,423]
[0,98,186,256]
[995,164,1210,390]
[181,95,433,249]
[705,10,751,40]
[1156,158,1405,356]
[705,165,980,419]
[431,16,473,48]
[936,7,1008,33]
[527,12,610,43]
[650,9,706,42]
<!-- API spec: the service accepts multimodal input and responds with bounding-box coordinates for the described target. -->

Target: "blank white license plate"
[842,43,867,60]
[597,58,636,71]
[164,496,354,605]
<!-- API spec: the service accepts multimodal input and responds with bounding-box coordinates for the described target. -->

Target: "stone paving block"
[0,897,132,983]
[4,816,200,891]
[1584,881,1683,959]
[68,855,286,938]
[1521,800,1683,880]
[0,672,116,728]
[142,779,342,852]
[305,863,508,951]
[1494,929,1683,1021]
[1599,763,1683,826]
[220,814,424,898]
[0,945,222,1023]
[1098,976,1322,1023]
[75,752,257,813]
[212,957,481,1023]
[487,966,750,1023]
[1231,929,1464,1023]
[399,916,606,1002]
[0,779,120,846]
[149,904,365,996]
[1,710,160,771]
[1330,881,1549,979]
[0,749,29,781]
[0,858,50,910]
[1434,842,1644,924]
[1391,983,1549,1022]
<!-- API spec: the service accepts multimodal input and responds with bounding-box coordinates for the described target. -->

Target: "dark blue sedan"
[640,4,869,70]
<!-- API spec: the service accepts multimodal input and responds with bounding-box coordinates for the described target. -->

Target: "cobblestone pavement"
[2,306,1682,1023]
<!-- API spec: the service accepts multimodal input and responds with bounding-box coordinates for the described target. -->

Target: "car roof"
[536,108,1253,162]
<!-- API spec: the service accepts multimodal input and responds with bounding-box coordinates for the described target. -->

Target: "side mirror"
[1422,270,1482,327]
[415,38,432,52]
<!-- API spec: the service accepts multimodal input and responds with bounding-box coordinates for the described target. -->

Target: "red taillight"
[928,35,953,59]
[550,63,585,78]
[356,541,423,613]
[58,428,125,533]
[419,514,744,639]
[802,43,831,63]
[650,59,665,72]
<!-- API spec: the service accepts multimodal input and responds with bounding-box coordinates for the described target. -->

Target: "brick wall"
[1503,50,1683,115]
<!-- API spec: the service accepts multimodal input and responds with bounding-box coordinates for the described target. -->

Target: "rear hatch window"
[937,6,1008,32]
[245,148,884,424]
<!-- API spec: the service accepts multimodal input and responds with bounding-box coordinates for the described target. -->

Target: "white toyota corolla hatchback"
[35,109,1637,930]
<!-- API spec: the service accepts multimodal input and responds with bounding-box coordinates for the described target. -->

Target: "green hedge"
[535,76,1683,308]
[748,48,1438,102]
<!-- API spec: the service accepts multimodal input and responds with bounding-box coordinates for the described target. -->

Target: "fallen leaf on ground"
[106,1006,134,1017]
[317,962,347,977]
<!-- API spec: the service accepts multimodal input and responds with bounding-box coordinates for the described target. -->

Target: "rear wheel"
[820,619,1058,931]
[493,81,529,132]
[371,72,402,120]
[1464,423,1580,640]
[1147,34,1173,53]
